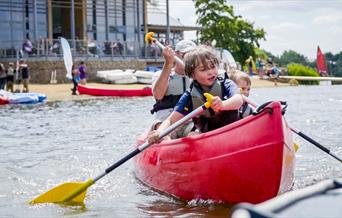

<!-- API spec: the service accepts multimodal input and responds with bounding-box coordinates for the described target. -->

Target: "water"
[1,85,342,217]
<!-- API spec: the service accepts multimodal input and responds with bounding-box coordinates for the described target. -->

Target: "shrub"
[287,64,320,85]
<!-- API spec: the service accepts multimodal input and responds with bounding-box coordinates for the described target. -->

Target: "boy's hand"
[210,96,223,112]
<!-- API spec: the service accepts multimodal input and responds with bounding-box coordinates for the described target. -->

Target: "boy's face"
[237,80,251,97]
[192,60,218,87]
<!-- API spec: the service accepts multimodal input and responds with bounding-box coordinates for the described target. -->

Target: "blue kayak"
[231,179,342,218]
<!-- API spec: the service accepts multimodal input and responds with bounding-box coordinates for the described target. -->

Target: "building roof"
[147,2,201,31]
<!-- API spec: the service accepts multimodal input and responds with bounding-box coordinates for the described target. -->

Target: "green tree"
[324,52,342,77]
[254,48,268,60]
[194,0,265,63]
[278,50,309,66]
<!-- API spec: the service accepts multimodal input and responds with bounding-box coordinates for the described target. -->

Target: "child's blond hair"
[229,70,251,86]
[184,46,219,78]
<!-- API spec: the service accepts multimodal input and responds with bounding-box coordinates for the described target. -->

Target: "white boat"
[96,69,137,84]
[134,70,154,84]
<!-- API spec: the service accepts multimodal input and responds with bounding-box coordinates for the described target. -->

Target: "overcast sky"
[169,0,342,60]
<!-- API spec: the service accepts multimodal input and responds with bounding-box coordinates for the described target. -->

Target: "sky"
[168,0,342,60]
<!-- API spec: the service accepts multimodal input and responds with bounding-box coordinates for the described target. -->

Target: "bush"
[287,64,320,85]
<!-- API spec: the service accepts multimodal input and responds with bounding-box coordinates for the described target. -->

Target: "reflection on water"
[1,85,342,217]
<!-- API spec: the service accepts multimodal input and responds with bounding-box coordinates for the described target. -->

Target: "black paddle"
[243,95,342,164]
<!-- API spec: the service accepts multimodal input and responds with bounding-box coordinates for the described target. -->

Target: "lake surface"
[1,85,342,217]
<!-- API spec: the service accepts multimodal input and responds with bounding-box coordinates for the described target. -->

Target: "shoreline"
[27,77,287,102]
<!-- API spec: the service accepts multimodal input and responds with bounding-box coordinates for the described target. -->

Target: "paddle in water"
[30,93,214,205]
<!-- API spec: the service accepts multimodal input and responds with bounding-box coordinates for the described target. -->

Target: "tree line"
[194,0,341,77]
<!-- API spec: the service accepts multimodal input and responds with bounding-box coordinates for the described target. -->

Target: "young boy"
[147,47,243,144]
[230,70,254,119]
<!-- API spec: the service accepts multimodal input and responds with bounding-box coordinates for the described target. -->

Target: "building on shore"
[0,0,199,60]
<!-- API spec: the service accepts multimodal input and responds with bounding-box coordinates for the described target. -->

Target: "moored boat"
[0,96,8,105]
[134,101,296,204]
[77,84,152,97]
[0,90,46,104]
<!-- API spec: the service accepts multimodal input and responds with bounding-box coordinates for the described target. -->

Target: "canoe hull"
[134,102,295,203]
[77,84,152,97]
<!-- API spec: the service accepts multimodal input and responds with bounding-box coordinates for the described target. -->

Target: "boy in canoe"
[148,47,243,143]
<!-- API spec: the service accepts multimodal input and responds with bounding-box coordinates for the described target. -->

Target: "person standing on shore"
[71,64,80,95]
[0,63,6,90]
[19,60,30,92]
[150,40,197,132]
[6,62,15,92]
[256,58,265,79]
[246,56,254,77]
[78,61,87,85]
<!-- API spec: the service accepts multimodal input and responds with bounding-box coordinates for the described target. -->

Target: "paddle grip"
[153,39,183,66]
[105,149,140,174]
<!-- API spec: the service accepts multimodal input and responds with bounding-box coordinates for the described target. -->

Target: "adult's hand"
[162,46,175,65]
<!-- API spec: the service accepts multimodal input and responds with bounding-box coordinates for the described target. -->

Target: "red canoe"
[134,102,295,204]
[77,84,152,97]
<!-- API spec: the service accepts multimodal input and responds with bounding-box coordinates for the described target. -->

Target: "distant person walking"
[78,61,87,85]
[256,58,265,79]
[71,64,80,95]
[0,63,6,90]
[245,56,254,77]
[6,62,15,92]
[266,58,280,86]
[19,60,30,92]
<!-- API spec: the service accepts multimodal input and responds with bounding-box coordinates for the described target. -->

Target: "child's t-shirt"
[174,79,239,116]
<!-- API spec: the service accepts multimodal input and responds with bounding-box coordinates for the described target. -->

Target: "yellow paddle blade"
[145,32,155,43]
[30,179,94,204]
[294,142,299,153]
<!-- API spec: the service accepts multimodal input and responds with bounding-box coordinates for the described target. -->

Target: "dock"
[279,76,342,81]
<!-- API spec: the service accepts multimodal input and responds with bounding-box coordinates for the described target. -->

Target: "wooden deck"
[279,76,342,81]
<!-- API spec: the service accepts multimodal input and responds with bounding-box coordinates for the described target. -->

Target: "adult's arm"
[147,111,184,144]
[152,47,174,100]
[157,111,184,133]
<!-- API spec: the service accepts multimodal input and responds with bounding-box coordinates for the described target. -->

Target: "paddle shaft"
[289,126,342,163]
[243,95,342,163]
[151,38,184,66]
[93,104,208,183]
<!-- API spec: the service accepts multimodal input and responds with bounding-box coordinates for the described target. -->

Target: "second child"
[230,70,254,119]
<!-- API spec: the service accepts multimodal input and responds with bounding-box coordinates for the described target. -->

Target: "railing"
[0,39,164,61]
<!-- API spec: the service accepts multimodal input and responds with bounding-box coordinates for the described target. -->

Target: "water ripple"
[1,86,342,217]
